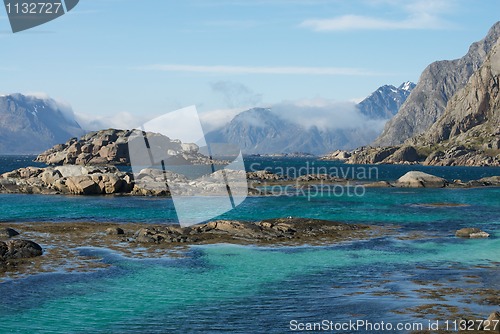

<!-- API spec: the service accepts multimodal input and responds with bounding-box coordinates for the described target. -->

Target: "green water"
[1,235,498,333]
[0,157,499,333]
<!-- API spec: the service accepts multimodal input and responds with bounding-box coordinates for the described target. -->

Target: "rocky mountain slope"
[338,31,500,167]
[413,36,500,166]
[373,21,500,147]
[207,82,414,155]
[0,94,84,154]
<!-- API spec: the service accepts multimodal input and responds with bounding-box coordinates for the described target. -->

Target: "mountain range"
[373,21,500,147]
[0,94,84,155]
[342,21,500,167]
[206,82,415,155]
[4,22,499,162]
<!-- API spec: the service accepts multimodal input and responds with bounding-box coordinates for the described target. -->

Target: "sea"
[0,155,499,333]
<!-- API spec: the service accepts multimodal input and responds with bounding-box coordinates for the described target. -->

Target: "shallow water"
[0,156,499,333]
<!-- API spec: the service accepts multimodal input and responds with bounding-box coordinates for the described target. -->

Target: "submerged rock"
[455,227,490,238]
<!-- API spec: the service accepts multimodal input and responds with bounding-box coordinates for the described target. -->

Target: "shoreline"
[1,164,500,197]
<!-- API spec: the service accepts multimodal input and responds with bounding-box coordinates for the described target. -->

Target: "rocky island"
[35,128,217,166]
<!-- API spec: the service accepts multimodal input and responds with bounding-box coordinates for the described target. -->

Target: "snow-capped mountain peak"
[399,81,416,92]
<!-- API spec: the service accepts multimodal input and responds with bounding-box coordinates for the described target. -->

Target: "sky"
[0,0,499,130]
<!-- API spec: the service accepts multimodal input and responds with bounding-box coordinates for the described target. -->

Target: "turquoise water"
[0,156,499,333]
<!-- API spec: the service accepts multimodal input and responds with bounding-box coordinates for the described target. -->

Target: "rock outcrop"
[338,145,422,165]
[320,150,351,161]
[0,165,135,195]
[35,129,216,166]
[410,35,500,166]
[395,171,448,188]
[373,21,500,147]
[129,218,369,245]
[343,146,398,164]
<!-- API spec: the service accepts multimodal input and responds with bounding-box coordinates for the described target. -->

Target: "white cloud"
[198,107,248,132]
[198,96,392,134]
[271,99,368,131]
[137,64,381,76]
[23,92,77,124]
[75,111,148,131]
[300,0,456,31]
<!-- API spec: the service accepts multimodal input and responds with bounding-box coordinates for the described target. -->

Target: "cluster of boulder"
[0,165,254,196]
[0,165,134,195]
[1,165,499,195]
[0,228,43,267]
[120,218,369,245]
[35,129,216,166]
[246,170,284,181]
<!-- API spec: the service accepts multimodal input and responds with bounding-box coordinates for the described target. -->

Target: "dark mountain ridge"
[0,93,84,154]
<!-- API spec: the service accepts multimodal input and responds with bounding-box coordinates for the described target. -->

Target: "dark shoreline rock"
[0,239,43,267]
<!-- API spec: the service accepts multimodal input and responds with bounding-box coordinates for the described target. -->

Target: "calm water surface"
[0,156,499,333]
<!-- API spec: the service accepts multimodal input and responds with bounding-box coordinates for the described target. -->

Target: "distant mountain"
[206,108,376,154]
[0,94,84,154]
[373,21,500,147]
[358,81,415,119]
[206,82,414,155]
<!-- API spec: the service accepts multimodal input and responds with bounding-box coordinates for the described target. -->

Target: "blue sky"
[0,0,499,130]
